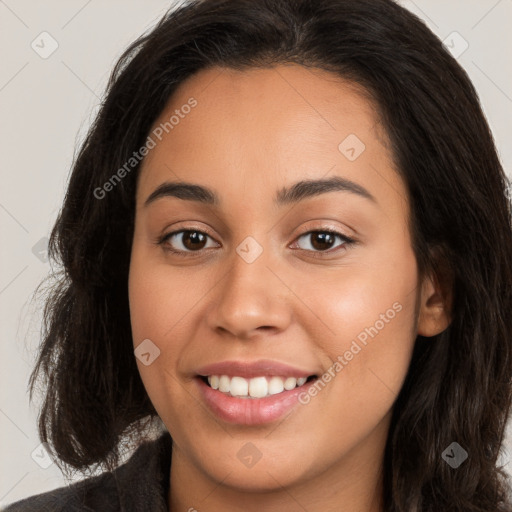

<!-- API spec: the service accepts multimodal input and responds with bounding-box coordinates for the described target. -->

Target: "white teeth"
[268,376,284,395]
[219,375,230,393]
[284,377,297,390]
[209,375,219,390]
[205,375,311,398]
[249,377,268,398]
[230,376,249,397]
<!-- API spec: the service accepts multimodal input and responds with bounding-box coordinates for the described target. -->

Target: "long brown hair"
[30,0,512,509]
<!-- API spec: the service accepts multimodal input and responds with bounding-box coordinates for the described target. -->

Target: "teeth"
[219,375,230,393]
[268,376,284,395]
[284,377,297,390]
[230,376,249,396]
[249,376,268,398]
[205,375,311,398]
[208,375,219,390]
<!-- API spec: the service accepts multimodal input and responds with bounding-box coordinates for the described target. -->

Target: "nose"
[206,244,292,340]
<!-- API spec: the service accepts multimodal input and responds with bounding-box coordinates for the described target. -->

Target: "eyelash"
[157,227,356,258]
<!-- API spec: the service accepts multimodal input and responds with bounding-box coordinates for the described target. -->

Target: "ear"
[417,264,453,337]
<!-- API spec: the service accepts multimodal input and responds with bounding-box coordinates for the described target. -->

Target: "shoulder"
[2,471,118,512]
[3,431,173,512]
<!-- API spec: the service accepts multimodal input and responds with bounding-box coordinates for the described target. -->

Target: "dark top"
[3,432,173,512]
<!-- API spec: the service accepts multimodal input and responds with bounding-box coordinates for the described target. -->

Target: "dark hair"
[30,0,512,510]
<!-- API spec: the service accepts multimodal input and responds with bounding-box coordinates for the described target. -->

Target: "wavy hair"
[30,0,512,510]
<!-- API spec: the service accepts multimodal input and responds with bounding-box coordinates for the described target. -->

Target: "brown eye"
[181,231,208,250]
[294,230,353,253]
[310,232,336,250]
[162,230,217,253]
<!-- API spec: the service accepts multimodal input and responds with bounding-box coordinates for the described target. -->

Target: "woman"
[5,0,512,510]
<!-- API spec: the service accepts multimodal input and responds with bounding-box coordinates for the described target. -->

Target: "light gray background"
[1,0,511,506]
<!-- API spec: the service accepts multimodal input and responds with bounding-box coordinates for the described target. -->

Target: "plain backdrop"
[1,0,511,506]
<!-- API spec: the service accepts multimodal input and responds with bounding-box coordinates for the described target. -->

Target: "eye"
[158,227,355,257]
[159,229,219,254]
[291,230,355,253]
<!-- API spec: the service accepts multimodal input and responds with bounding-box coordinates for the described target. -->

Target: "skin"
[128,64,451,512]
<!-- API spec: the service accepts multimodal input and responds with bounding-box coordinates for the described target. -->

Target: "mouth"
[195,372,319,425]
[199,374,318,399]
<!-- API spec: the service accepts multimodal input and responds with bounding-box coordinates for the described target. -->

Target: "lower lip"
[195,377,315,425]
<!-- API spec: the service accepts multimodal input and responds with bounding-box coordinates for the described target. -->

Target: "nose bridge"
[207,237,291,338]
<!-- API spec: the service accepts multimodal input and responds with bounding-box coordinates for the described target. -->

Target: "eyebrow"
[143,176,377,208]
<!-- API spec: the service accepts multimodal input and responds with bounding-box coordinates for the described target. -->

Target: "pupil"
[312,232,334,251]
[183,231,206,250]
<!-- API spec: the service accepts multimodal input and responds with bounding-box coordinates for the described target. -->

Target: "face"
[128,64,449,506]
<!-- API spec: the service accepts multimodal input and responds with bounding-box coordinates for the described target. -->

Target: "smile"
[196,375,320,424]
[204,375,314,398]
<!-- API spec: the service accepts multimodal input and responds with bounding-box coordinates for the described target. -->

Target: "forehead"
[136,64,404,212]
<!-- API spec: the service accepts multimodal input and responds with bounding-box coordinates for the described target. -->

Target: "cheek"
[296,237,418,394]
[128,247,186,405]
[128,246,217,416]
[294,238,418,347]
[128,247,200,343]
[291,238,419,408]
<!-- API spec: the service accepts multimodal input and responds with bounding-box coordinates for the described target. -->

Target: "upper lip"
[196,359,317,379]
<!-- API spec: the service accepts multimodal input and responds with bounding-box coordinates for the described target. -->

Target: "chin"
[194,442,316,492]
[212,464,306,493]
